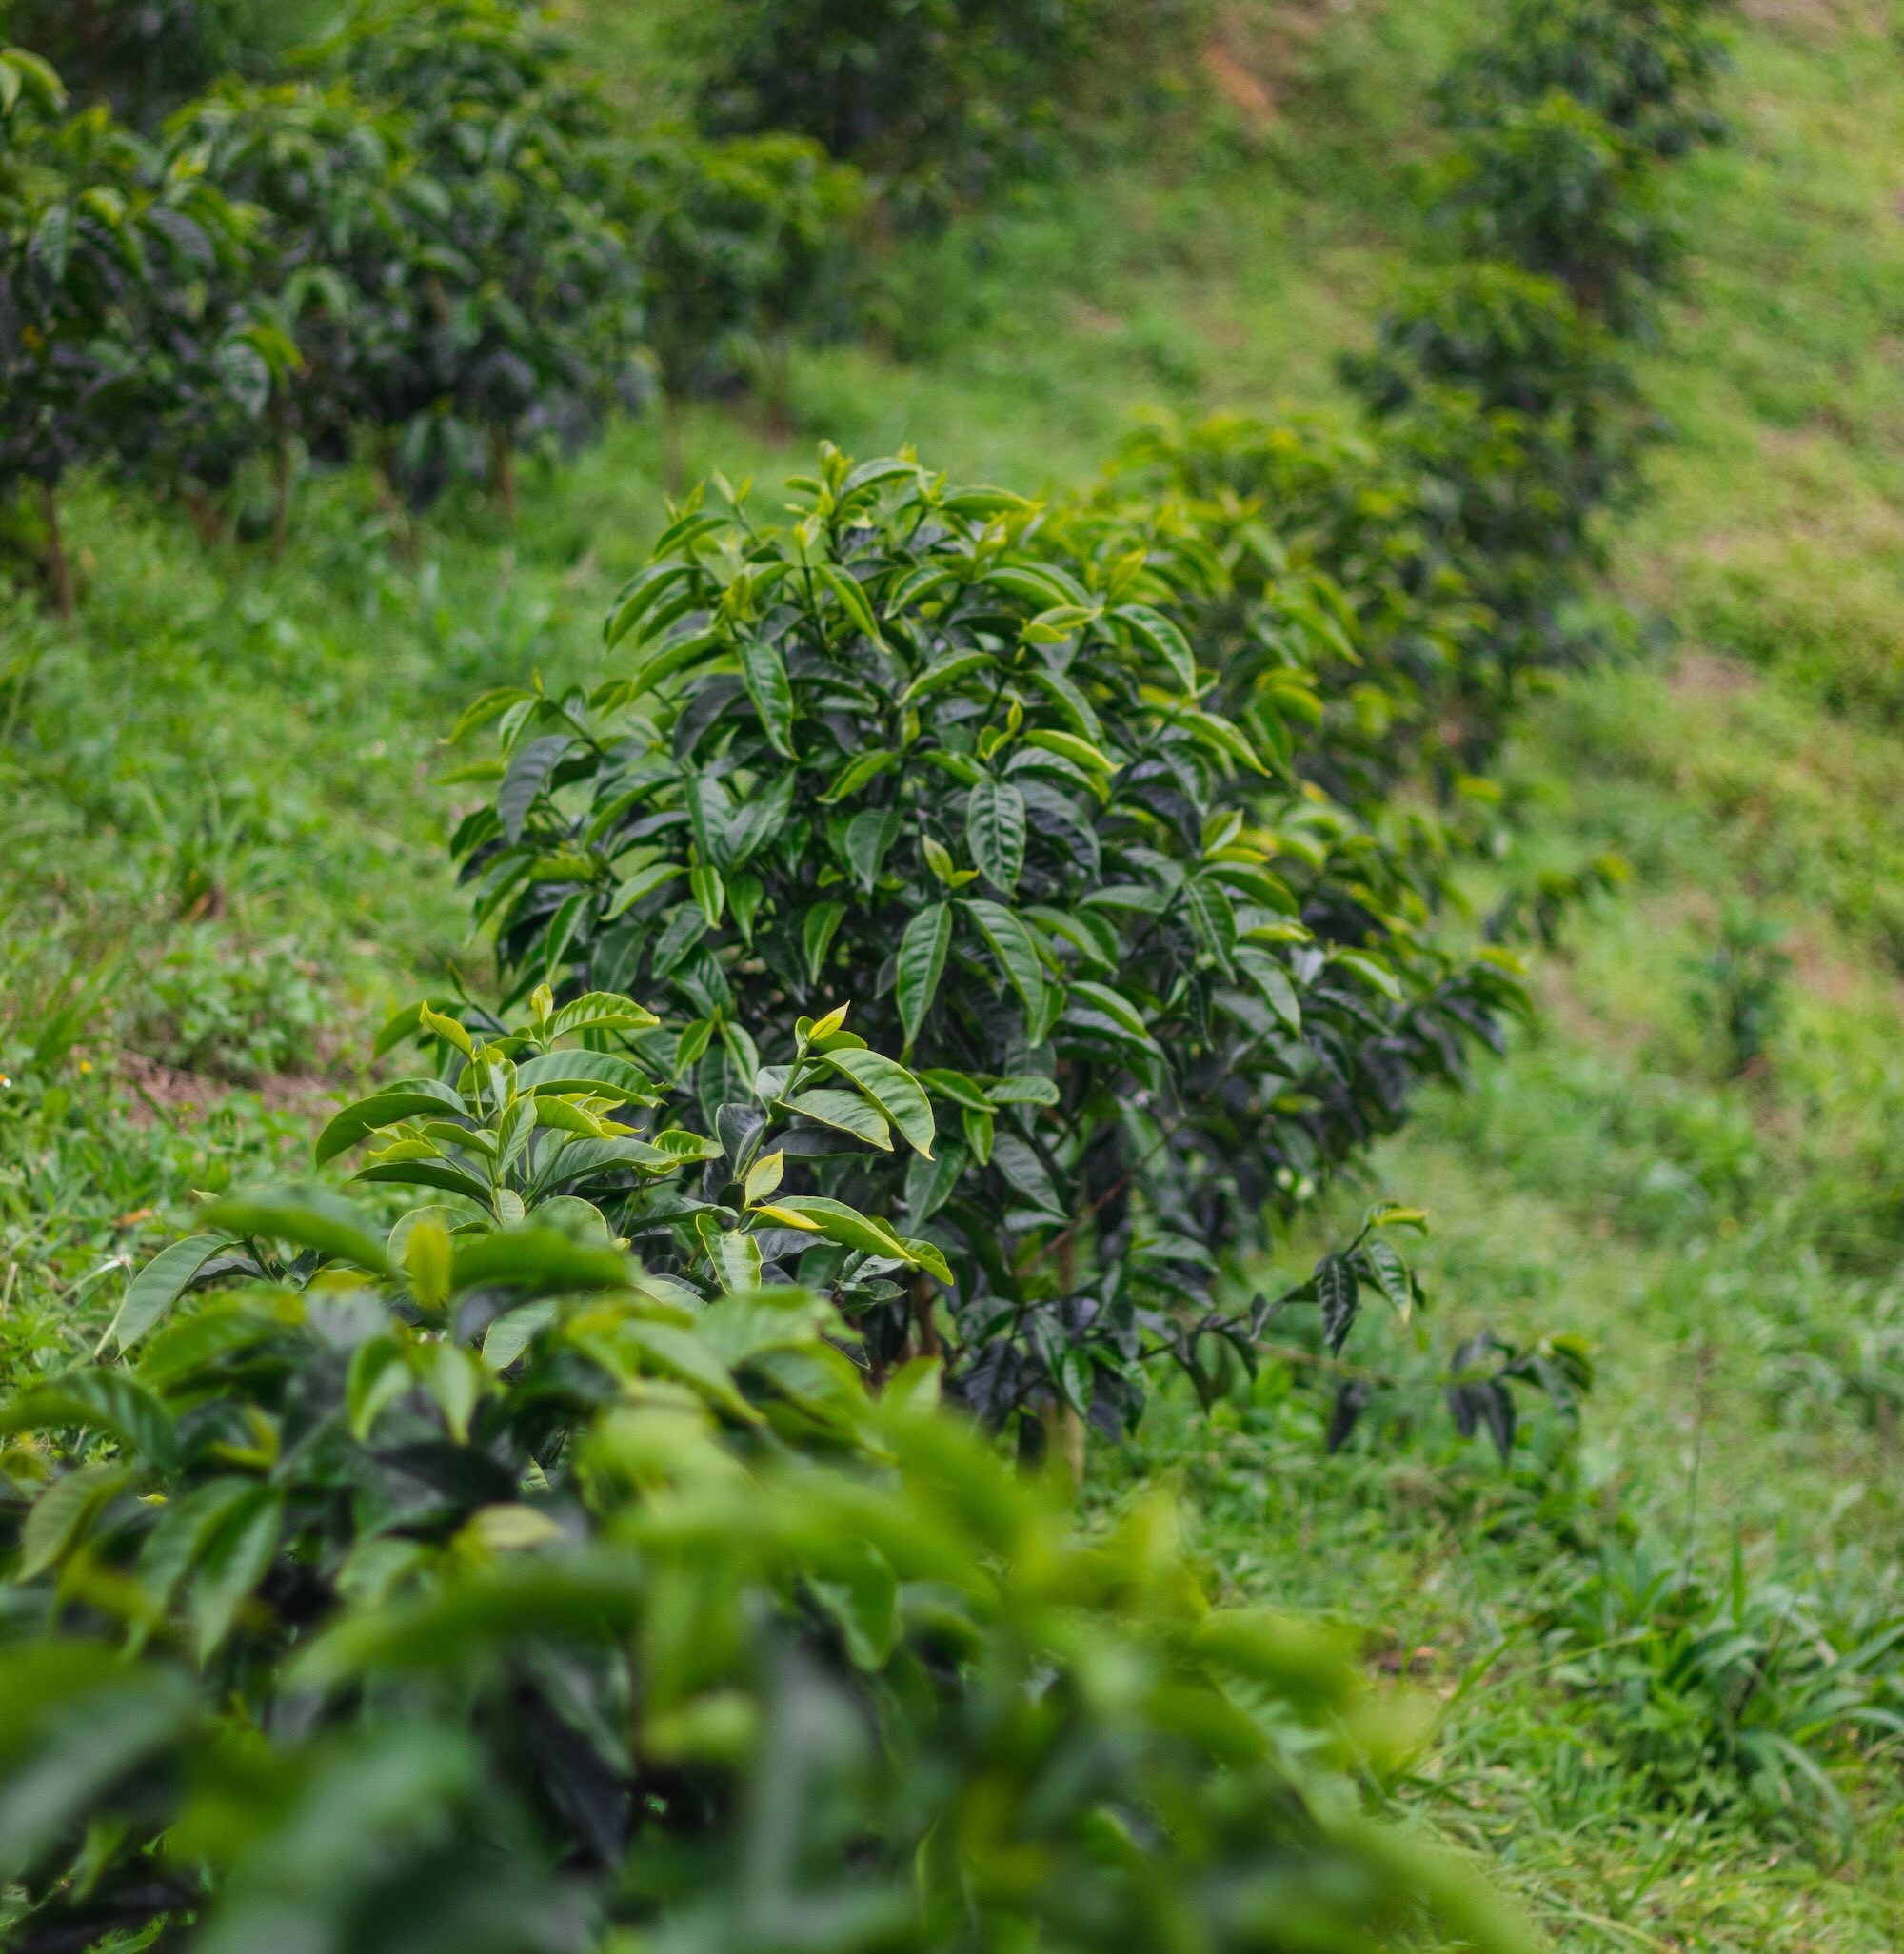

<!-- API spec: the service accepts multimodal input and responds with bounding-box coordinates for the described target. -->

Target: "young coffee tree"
[0,1001,1532,1953]
[1437,0,1729,160]
[447,446,1551,1452]
[1438,90,1680,333]
[166,78,432,549]
[0,0,268,128]
[304,0,642,517]
[678,0,1099,212]
[625,129,865,487]
[1098,402,1565,796]
[0,50,273,607]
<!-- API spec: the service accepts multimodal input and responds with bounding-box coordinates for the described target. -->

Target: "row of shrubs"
[1,0,863,607]
[0,0,1733,1948]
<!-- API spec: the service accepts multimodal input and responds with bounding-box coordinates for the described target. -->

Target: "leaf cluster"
[0,994,1533,1954]
[0,49,285,597]
[449,444,1536,1442]
[676,0,1101,215]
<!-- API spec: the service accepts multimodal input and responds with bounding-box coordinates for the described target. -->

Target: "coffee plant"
[445,444,1563,1449]
[162,78,429,547]
[0,0,267,128]
[0,1025,1533,1954]
[1437,0,1729,160]
[624,130,865,484]
[1098,400,1569,793]
[1438,90,1680,334]
[678,0,1099,211]
[0,49,279,607]
[300,0,641,515]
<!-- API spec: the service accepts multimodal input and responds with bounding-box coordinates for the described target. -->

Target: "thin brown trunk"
[760,339,793,444]
[1042,1402,1086,1495]
[41,481,73,620]
[373,447,417,566]
[1048,1229,1085,1493]
[271,420,294,560]
[488,422,518,525]
[909,1273,941,1362]
[182,485,228,551]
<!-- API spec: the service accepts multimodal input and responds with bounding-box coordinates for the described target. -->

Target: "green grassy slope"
[3,0,1902,1944]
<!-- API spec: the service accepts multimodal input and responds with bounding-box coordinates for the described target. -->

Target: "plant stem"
[488,422,518,525]
[40,480,73,620]
[271,418,294,561]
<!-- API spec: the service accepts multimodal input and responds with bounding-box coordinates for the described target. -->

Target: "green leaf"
[314,1080,468,1166]
[744,1151,785,1204]
[741,636,797,759]
[1362,1238,1416,1325]
[818,564,886,649]
[985,1075,1060,1107]
[605,859,684,919]
[482,1299,557,1371]
[700,1218,764,1294]
[917,1068,993,1112]
[1316,1254,1359,1355]
[989,1136,1065,1222]
[498,735,571,843]
[767,1195,912,1264]
[451,1229,632,1294]
[20,1464,129,1581]
[808,1540,899,1669]
[356,1159,496,1207]
[605,559,698,649]
[821,750,897,803]
[897,903,952,1047]
[965,780,1027,895]
[1238,949,1302,1033]
[900,649,995,704]
[1115,603,1197,694]
[961,899,1046,1026]
[819,1049,936,1158]
[691,864,726,928]
[419,1342,485,1442]
[1184,877,1238,974]
[783,1090,891,1151]
[514,1051,658,1101]
[548,991,662,1037]
[1064,979,1158,1051]
[803,900,847,986]
[108,1235,227,1352]
[844,807,901,894]
[1332,950,1402,1002]
[1023,727,1119,775]
[1180,707,1268,776]
[205,1186,394,1277]
[190,1486,284,1662]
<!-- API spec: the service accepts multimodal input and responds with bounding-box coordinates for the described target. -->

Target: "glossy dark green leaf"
[965,779,1026,895]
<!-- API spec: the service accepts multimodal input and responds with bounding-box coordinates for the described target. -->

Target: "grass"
[4,0,1904,1944]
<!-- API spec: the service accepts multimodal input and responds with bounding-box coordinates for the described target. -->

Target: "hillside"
[2,0,1901,1944]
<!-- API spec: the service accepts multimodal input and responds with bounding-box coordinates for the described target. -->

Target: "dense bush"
[161,78,432,545]
[1436,0,1729,159]
[625,130,866,482]
[678,0,1099,211]
[0,0,268,128]
[446,444,1562,1448]
[298,0,643,516]
[0,49,281,607]
[0,987,1530,1954]
[1438,90,1680,333]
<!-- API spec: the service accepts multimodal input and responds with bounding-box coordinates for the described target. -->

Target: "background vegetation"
[2,0,1902,1945]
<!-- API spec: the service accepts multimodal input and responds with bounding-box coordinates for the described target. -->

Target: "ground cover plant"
[3,0,1904,1945]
